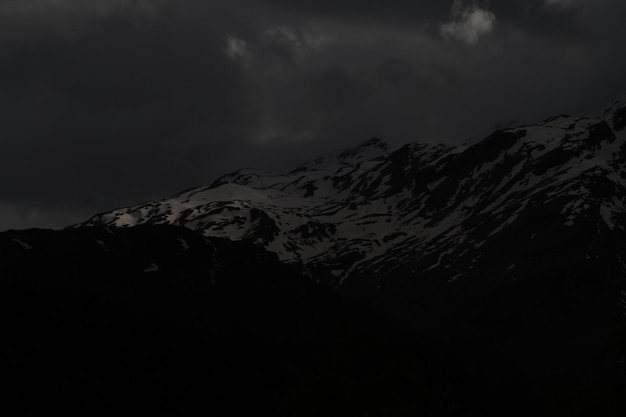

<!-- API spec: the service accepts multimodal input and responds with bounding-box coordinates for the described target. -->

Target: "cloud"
[0,198,92,230]
[226,36,251,60]
[543,0,579,9]
[0,0,166,14]
[1,0,626,230]
[440,1,496,44]
[0,1,254,221]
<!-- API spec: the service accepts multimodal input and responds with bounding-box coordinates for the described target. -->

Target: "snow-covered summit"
[289,136,389,172]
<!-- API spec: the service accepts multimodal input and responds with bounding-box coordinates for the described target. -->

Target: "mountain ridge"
[81,98,626,305]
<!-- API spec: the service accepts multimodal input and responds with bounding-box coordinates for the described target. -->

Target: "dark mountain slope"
[1,225,624,416]
[0,225,461,417]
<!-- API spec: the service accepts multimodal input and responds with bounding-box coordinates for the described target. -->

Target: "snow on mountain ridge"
[81,101,626,292]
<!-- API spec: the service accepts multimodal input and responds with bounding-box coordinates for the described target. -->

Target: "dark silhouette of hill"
[1,225,624,416]
[1,225,461,416]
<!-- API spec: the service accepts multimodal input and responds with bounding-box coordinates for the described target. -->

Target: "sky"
[1,0,626,230]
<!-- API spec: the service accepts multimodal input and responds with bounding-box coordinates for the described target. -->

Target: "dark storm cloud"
[1,0,626,229]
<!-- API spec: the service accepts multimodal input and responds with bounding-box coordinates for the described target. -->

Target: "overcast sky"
[1,0,625,230]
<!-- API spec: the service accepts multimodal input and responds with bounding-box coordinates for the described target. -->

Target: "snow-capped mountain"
[81,98,626,307]
[6,98,626,416]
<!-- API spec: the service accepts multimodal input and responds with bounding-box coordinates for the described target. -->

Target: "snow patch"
[13,239,32,250]
[448,273,463,283]
[178,238,190,251]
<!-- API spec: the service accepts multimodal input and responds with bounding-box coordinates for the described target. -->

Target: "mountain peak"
[338,137,388,160]
[292,136,390,172]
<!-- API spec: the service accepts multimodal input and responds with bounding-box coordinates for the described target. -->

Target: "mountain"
[76,97,626,416]
[4,97,626,416]
[82,98,626,303]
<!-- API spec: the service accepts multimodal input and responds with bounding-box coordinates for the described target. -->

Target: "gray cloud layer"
[1,0,625,229]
